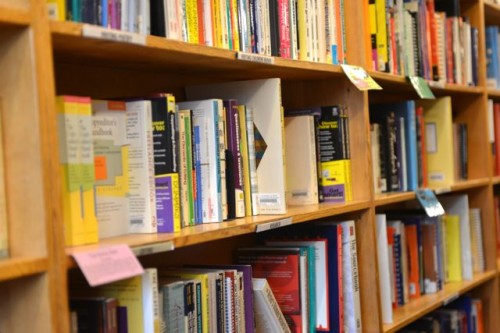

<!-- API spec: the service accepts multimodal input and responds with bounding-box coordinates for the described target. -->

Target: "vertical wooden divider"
[30,1,69,332]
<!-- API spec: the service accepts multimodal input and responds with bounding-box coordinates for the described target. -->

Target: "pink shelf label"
[72,244,144,287]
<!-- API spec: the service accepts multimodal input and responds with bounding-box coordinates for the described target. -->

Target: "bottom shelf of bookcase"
[0,257,48,282]
[383,270,498,333]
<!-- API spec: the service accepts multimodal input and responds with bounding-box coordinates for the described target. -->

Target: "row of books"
[57,77,353,246]
[376,194,485,324]
[368,0,479,86]
[68,219,362,333]
[400,295,484,333]
[370,97,466,195]
[46,0,348,64]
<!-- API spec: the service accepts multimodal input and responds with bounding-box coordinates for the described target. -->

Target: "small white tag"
[82,25,146,45]
[72,244,144,287]
[255,218,292,233]
[132,241,175,256]
[236,52,275,64]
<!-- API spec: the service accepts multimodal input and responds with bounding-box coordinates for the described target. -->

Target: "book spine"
[245,107,259,215]
[238,106,253,217]
[278,0,291,58]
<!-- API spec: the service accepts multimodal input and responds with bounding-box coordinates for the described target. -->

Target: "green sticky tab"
[341,64,382,91]
[409,76,436,99]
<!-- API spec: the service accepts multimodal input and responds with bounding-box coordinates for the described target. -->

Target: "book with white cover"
[126,100,158,233]
[91,100,130,239]
[469,208,485,273]
[284,115,319,205]
[252,278,291,333]
[186,78,286,214]
[177,99,223,223]
[341,220,362,333]
[375,214,393,324]
[440,194,473,280]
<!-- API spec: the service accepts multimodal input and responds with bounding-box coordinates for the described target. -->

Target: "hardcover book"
[252,278,292,333]
[92,100,130,239]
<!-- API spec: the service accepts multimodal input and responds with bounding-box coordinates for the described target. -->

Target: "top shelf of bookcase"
[65,200,371,269]
[50,21,348,82]
[0,4,30,26]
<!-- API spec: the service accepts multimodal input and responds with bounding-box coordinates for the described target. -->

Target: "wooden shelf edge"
[0,257,48,282]
[375,192,416,206]
[50,21,345,80]
[383,270,498,333]
[433,178,491,194]
[0,5,30,26]
[65,200,371,268]
[487,88,500,98]
[484,1,500,15]
[492,176,500,185]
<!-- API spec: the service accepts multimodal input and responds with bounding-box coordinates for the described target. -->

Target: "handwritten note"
[72,244,144,287]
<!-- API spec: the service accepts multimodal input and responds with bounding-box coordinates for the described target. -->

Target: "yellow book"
[212,0,222,48]
[417,97,455,188]
[238,105,252,216]
[297,0,309,60]
[375,0,388,71]
[160,269,211,333]
[443,214,462,282]
[98,268,160,333]
[47,0,66,21]
[231,0,240,51]
[56,96,98,246]
[186,0,200,44]
[368,0,377,70]
[321,159,350,202]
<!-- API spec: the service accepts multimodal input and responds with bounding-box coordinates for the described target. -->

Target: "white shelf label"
[443,292,460,306]
[132,241,175,256]
[82,25,146,45]
[72,244,144,287]
[255,218,292,233]
[236,52,275,65]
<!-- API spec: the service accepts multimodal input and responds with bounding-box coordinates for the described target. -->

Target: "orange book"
[405,224,421,299]
[474,299,484,333]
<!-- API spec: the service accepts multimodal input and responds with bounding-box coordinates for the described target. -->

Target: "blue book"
[101,0,108,27]
[448,296,475,333]
[486,26,499,88]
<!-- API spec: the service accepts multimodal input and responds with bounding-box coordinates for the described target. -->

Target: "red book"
[386,226,398,309]
[426,0,439,81]
[446,18,454,84]
[278,0,291,58]
[405,224,421,299]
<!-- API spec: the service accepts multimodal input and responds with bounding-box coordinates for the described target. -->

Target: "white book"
[143,268,161,333]
[139,0,150,34]
[341,220,362,333]
[91,100,130,239]
[177,99,223,223]
[202,0,214,46]
[165,0,182,39]
[245,107,260,215]
[440,194,473,280]
[375,214,393,324]
[121,0,129,31]
[252,278,292,333]
[186,78,286,214]
[125,100,157,233]
[469,208,485,273]
[371,123,383,194]
[284,115,319,205]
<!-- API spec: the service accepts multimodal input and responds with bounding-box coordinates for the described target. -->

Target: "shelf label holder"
[82,25,146,45]
[341,64,382,91]
[132,241,175,256]
[416,189,445,217]
[236,52,275,65]
[408,76,436,99]
[72,244,144,287]
[255,217,292,233]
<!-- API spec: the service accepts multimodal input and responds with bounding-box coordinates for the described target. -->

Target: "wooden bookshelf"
[383,270,498,333]
[0,257,47,282]
[375,192,417,206]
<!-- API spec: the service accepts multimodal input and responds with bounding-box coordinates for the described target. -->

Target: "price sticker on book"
[256,218,292,233]
[341,64,382,91]
[72,244,144,287]
[408,76,436,99]
[82,25,146,45]
[416,189,445,217]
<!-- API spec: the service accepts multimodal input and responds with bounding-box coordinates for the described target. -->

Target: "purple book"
[117,306,128,333]
[224,99,245,218]
[155,174,179,233]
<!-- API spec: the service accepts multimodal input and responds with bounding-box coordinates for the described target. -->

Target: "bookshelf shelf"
[0,5,30,26]
[484,2,500,24]
[432,178,492,194]
[0,257,48,282]
[492,176,500,184]
[50,21,345,83]
[488,88,500,99]
[374,192,416,206]
[382,270,498,333]
[66,200,372,268]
